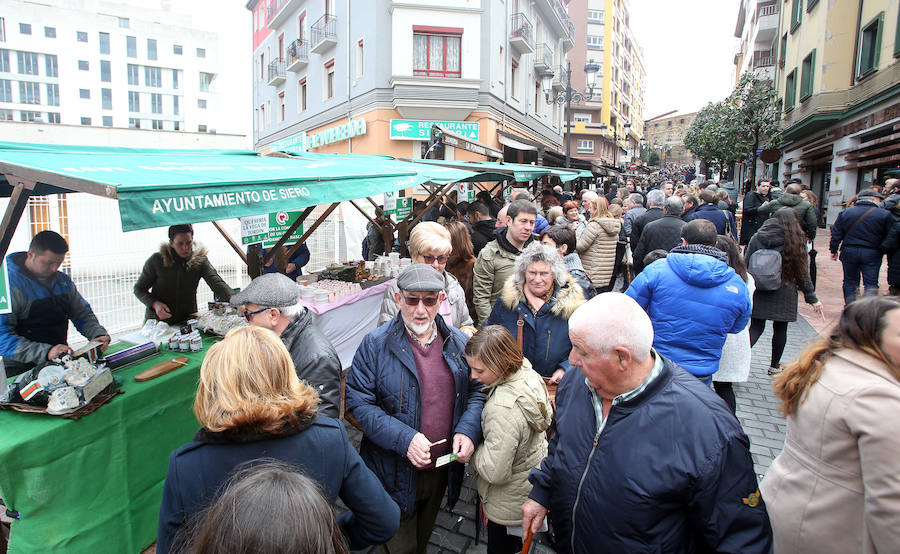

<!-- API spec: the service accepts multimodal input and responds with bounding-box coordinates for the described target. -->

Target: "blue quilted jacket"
[345,314,485,514]
[626,247,751,377]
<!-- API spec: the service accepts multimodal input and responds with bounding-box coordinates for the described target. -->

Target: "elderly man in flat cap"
[346,264,485,554]
[230,272,342,418]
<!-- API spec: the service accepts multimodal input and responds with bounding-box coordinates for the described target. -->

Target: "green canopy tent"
[0,141,481,270]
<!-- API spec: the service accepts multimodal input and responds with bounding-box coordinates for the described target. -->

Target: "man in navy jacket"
[346,264,485,553]
[830,189,893,304]
[522,293,772,553]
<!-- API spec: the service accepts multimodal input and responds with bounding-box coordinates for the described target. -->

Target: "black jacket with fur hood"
[133,243,233,324]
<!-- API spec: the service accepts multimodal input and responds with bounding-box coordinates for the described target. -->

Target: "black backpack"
[748,248,783,291]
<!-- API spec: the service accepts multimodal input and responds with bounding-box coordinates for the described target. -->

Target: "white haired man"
[522,293,772,553]
[231,273,342,417]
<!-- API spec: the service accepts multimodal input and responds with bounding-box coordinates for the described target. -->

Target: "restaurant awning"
[410,158,595,183]
[0,141,480,232]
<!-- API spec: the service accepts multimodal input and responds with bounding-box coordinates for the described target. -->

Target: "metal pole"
[613,130,618,169]
[565,61,572,168]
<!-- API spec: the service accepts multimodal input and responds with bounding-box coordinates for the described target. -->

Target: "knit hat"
[396,264,444,292]
[229,273,299,307]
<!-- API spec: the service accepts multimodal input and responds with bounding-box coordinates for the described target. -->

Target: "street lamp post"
[540,60,600,168]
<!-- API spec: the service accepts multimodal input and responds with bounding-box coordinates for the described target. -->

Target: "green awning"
[282,152,478,185]
[414,159,551,182]
[0,142,479,231]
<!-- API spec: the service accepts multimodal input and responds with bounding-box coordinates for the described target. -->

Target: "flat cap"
[229,273,299,307]
[858,189,884,200]
[396,264,444,292]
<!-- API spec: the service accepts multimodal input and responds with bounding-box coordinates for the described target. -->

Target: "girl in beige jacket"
[467,325,552,554]
[761,296,900,553]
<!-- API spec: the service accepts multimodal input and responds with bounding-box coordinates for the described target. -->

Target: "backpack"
[747,248,783,291]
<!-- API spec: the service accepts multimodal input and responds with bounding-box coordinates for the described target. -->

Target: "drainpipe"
[347,0,353,153]
[501,1,509,133]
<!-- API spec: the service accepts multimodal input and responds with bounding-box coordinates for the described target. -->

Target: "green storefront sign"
[390,119,479,141]
[240,210,305,248]
[0,261,10,314]
[383,191,413,220]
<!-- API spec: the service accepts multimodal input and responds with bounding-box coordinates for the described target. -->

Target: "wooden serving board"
[134,357,189,382]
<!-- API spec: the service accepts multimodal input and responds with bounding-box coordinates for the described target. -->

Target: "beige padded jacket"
[575,217,622,288]
[471,359,552,525]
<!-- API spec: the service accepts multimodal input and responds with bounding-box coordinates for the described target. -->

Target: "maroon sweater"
[407,332,454,469]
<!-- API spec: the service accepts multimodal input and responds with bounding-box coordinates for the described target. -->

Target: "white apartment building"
[733,0,780,83]
[0,0,241,136]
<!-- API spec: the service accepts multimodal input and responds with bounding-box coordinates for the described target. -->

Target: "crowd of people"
[144,173,900,554]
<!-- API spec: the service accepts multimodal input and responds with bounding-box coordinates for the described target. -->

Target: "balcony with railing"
[310,13,337,54]
[266,0,304,29]
[752,49,775,69]
[286,39,308,72]
[754,1,779,45]
[552,0,576,47]
[510,13,535,54]
[551,65,566,92]
[267,58,286,86]
[534,44,552,71]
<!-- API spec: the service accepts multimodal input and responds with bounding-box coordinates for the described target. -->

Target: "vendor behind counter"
[133,224,233,325]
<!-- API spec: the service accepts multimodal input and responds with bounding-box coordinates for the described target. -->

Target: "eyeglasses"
[422,254,450,264]
[243,307,269,321]
[401,295,440,307]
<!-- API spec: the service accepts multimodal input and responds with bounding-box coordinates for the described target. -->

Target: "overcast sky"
[630,0,740,120]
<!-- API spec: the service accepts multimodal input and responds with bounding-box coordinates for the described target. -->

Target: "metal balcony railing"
[553,0,576,41]
[267,58,285,83]
[551,64,566,90]
[534,44,552,69]
[510,13,534,48]
[310,13,337,50]
[287,39,308,65]
[266,0,288,20]
[752,54,775,68]
[757,2,778,17]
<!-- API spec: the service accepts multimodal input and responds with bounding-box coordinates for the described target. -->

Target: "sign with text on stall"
[0,261,10,314]
[456,183,475,203]
[240,210,305,248]
[383,191,413,221]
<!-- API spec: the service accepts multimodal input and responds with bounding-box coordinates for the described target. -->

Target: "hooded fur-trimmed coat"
[133,243,234,324]
[485,274,586,378]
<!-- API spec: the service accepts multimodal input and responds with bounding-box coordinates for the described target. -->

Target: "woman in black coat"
[746,208,823,375]
[156,326,400,553]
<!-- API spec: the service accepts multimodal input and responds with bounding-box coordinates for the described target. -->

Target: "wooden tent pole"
[0,175,35,262]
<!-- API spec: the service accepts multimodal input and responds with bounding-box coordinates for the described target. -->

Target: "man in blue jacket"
[346,264,485,553]
[522,293,772,553]
[691,189,737,240]
[0,230,109,377]
[625,219,751,385]
[830,189,893,304]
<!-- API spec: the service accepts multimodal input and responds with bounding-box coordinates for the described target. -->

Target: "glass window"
[81,117,91,126]
[0,19,5,42]
[577,139,594,153]
[0,79,11,102]
[102,115,112,127]
[0,109,13,121]
[19,110,41,122]
[784,69,797,111]
[47,112,60,123]
[118,17,130,28]
[857,13,883,78]
[790,0,802,32]
[128,90,140,112]
[17,52,38,75]
[172,69,179,89]
[412,33,461,78]
[800,49,815,100]
[587,35,604,50]
[0,50,8,72]
[79,88,90,99]
[145,66,161,87]
[102,88,112,109]
[100,60,111,82]
[587,10,604,24]
[99,32,110,54]
[151,93,162,113]
[173,121,180,131]
[78,60,89,71]
[44,26,56,38]
[19,81,40,104]
[127,36,136,58]
[173,44,183,55]
[76,31,87,42]
[147,39,157,60]
[44,54,57,77]
[325,64,334,99]
[127,63,139,85]
[199,72,214,92]
[173,95,179,115]
[198,124,207,132]
[19,23,31,35]
[196,48,206,58]
[152,119,163,130]
[129,117,140,129]
[198,99,207,109]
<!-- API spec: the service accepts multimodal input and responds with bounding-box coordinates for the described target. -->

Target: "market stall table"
[0,336,219,554]
[298,279,395,368]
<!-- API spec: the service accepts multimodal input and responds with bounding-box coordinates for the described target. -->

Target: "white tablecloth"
[300,279,394,368]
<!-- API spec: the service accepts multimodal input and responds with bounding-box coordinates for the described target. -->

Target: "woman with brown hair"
[444,220,477,324]
[746,207,823,375]
[576,196,623,294]
[557,200,585,233]
[156,326,399,554]
[468,326,552,554]
[183,460,349,554]
[761,296,900,553]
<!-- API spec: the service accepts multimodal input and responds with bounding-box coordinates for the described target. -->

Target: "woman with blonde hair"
[379,221,475,334]
[576,196,623,293]
[444,220,477,324]
[156,326,399,554]
[468,326,551,554]
[761,296,900,553]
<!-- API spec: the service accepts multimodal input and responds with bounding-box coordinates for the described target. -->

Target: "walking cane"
[521,525,534,554]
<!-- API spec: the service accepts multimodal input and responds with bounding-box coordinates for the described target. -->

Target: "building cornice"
[389,3,483,15]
